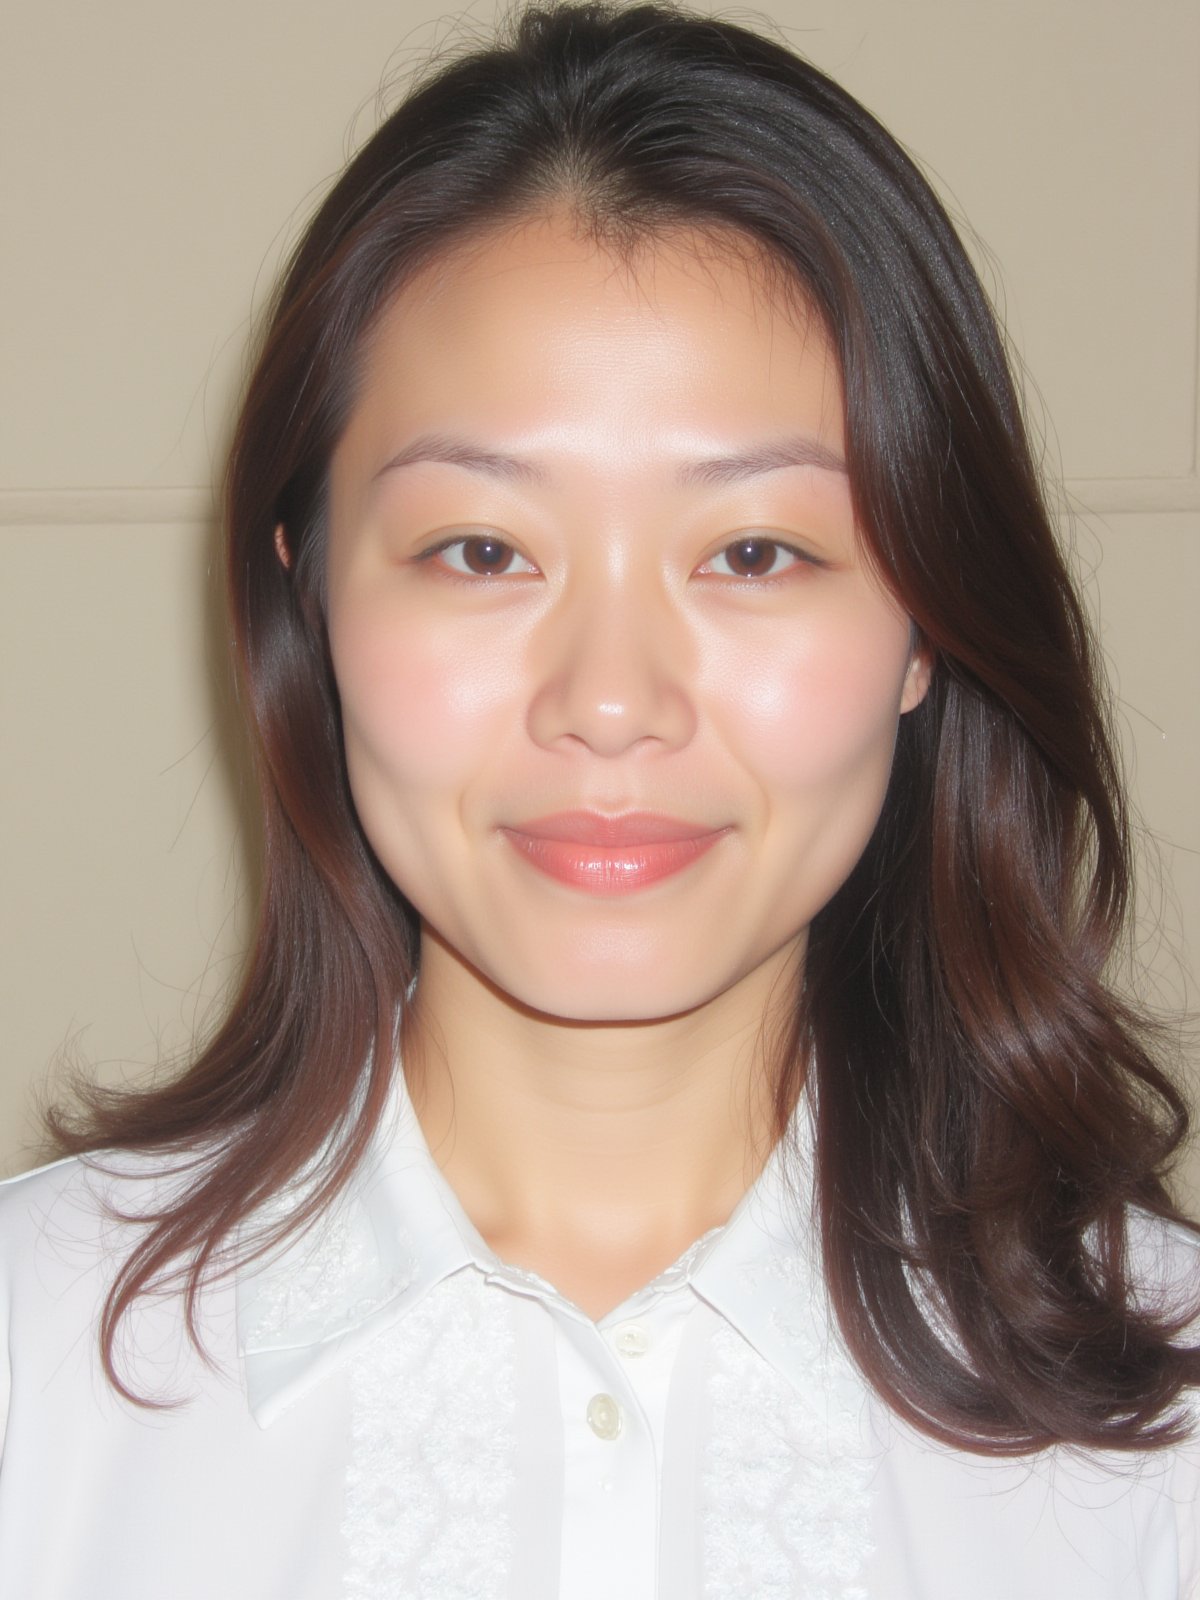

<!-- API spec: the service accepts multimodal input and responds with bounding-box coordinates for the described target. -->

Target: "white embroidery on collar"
[702,1317,872,1599]
[240,1199,417,1351]
[649,1224,727,1292]
[700,1243,874,1599]
[343,1271,516,1598]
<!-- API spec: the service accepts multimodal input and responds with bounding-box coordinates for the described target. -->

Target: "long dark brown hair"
[50,0,1200,1450]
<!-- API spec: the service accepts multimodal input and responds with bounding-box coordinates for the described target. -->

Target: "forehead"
[333,211,847,501]
[381,210,819,333]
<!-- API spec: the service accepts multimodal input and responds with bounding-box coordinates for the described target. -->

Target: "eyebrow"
[373,431,848,487]
[677,437,847,485]
[374,434,548,485]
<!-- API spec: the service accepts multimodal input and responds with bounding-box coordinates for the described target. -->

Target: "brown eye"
[433,534,537,578]
[704,536,805,579]
[460,536,514,574]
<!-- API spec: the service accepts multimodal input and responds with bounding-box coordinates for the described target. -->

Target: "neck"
[402,927,802,1305]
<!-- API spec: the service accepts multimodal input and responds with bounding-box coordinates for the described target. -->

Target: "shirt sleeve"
[0,1194,14,1470]
[1165,1227,1200,1599]
[1174,1407,1200,1599]
[0,1326,9,1467]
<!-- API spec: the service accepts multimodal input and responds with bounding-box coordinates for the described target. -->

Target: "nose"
[525,577,697,758]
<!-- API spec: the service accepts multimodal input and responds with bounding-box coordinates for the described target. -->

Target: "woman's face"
[325,213,929,1022]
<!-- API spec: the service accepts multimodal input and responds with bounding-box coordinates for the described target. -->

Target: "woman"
[1,4,1197,1595]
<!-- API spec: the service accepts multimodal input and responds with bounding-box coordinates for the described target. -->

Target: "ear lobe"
[274,524,292,570]
[899,643,933,714]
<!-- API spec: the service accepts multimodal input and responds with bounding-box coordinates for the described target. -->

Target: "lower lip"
[500,830,726,894]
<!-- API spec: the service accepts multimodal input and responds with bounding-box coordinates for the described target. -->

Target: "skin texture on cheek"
[339,609,518,778]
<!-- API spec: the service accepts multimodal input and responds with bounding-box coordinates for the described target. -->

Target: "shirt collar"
[690,1111,867,1424]
[237,1071,854,1428]
[237,1076,482,1424]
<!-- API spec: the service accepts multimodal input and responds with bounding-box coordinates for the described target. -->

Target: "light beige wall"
[3,1,1198,1201]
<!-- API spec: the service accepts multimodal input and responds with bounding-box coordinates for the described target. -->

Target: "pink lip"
[500,811,729,894]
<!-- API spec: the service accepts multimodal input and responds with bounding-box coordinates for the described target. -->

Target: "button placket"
[554,1303,686,1595]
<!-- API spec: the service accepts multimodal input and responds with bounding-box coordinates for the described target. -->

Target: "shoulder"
[1118,1209,1200,1591]
[0,1154,153,1456]
[0,1154,108,1296]
[0,1147,243,1438]
[0,1145,222,1364]
[0,1148,187,1290]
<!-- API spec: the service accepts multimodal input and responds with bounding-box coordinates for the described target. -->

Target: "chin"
[477,953,747,1027]
[516,990,709,1026]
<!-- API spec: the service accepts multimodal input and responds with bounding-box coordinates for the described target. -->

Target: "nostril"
[523,601,698,756]
[526,672,696,757]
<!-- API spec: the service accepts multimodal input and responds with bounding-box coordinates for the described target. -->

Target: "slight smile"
[499,812,731,894]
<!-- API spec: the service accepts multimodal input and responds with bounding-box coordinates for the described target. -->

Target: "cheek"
[330,601,519,795]
[711,606,913,794]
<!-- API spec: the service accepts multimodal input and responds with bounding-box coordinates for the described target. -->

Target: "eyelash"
[698,538,813,580]
[418,534,538,579]
[417,532,820,583]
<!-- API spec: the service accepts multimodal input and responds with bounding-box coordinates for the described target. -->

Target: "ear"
[274,523,292,570]
[899,640,933,714]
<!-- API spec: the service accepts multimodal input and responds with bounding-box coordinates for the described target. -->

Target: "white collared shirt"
[1,1075,1197,1599]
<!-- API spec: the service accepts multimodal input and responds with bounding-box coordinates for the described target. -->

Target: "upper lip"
[504,811,726,846]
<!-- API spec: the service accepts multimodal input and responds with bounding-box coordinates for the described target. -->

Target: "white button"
[586,1393,623,1440]
[611,1320,650,1357]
